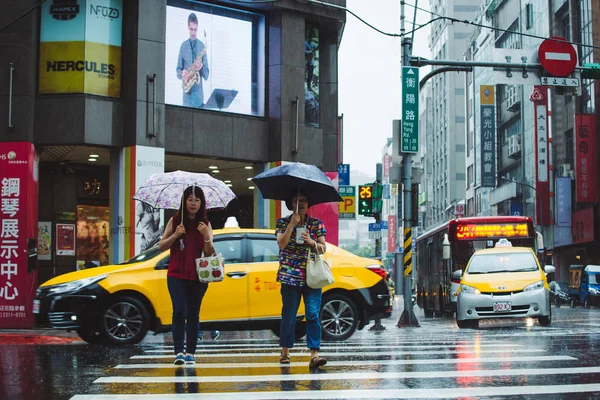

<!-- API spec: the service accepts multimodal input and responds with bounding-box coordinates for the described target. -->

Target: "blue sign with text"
[338,164,350,186]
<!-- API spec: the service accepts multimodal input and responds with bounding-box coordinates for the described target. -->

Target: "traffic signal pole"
[397,0,419,328]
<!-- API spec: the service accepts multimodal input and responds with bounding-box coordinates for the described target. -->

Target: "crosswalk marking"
[114,355,575,369]
[71,383,600,399]
[130,347,545,359]
[95,366,600,383]
[144,343,524,353]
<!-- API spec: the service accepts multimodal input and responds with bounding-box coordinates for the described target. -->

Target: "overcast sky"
[339,0,432,176]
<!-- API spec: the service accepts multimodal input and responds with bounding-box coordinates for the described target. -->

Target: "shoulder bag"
[195,253,225,283]
[306,246,334,289]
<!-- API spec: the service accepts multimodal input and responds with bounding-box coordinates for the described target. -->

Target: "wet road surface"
[3,297,600,399]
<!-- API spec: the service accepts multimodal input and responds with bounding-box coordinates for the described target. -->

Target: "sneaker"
[211,330,220,340]
[174,353,185,365]
[197,334,204,341]
[184,354,195,364]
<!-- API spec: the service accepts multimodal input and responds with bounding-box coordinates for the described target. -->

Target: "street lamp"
[501,176,543,228]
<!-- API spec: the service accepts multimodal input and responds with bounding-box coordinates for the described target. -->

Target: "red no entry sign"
[538,36,577,77]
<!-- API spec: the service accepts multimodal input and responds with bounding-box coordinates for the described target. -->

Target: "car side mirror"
[544,265,555,275]
[452,269,463,280]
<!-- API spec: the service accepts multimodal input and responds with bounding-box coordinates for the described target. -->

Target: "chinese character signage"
[383,155,390,178]
[575,114,598,203]
[0,142,38,328]
[479,86,496,187]
[401,67,419,153]
[532,86,551,225]
[572,207,594,244]
[56,224,76,256]
[337,185,356,220]
[387,215,397,253]
[555,177,572,227]
[536,105,549,182]
[337,164,350,186]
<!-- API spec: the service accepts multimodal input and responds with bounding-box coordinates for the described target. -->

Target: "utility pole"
[397,0,419,328]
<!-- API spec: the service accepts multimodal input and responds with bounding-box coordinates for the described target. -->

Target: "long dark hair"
[175,186,208,228]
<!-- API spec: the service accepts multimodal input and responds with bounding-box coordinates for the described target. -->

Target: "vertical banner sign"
[572,207,594,244]
[575,114,598,203]
[383,155,390,178]
[387,215,397,253]
[39,0,123,97]
[480,86,496,187]
[305,22,320,126]
[56,224,76,255]
[401,67,419,153]
[337,185,356,220]
[37,222,52,261]
[532,86,551,225]
[337,164,350,186]
[0,142,38,329]
[555,177,572,227]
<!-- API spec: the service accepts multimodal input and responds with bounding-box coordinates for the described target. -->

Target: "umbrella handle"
[180,193,185,227]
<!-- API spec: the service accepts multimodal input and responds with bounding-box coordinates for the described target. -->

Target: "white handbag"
[195,253,225,283]
[306,247,334,289]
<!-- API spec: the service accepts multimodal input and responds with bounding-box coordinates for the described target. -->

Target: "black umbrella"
[251,162,342,208]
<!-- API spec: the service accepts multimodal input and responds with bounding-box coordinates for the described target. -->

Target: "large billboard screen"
[165,1,265,116]
[39,0,122,97]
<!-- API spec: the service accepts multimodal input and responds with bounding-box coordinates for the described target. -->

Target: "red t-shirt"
[167,216,208,281]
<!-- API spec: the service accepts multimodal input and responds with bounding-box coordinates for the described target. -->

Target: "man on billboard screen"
[176,13,210,108]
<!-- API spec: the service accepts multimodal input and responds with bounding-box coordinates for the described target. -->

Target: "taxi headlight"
[461,284,481,295]
[46,275,108,295]
[589,287,599,295]
[524,280,544,292]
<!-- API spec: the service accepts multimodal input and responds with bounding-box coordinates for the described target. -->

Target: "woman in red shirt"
[159,186,214,365]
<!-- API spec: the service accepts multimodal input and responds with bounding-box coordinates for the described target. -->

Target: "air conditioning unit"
[506,86,521,112]
[557,164,575,179]
[507,136,521,158]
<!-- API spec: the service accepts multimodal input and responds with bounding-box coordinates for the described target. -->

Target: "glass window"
[214,238,243,264]
[121,247,163,265]
[467,252,538,274]
[77,205,110,268]
[248,238,280,263]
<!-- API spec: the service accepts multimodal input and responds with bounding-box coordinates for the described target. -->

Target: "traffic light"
[581,63,600,79]
[372,181,383,214]
[358,184,373,216]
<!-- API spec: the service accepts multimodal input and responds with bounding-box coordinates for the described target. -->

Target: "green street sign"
[401,66,419,153]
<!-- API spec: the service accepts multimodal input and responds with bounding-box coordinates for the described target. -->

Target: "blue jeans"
[279,283,322,349]
[168,276,208,355]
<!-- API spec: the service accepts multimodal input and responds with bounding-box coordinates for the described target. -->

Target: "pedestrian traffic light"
[372,181,383,214]
[581,63,600,79]
[358,184,373,216]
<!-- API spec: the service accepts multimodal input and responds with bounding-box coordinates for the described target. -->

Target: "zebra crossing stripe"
[94,366,600,383]
[130,348,546,359]
[68,384,600,399]
[144,343,524,353]
[114,355,575,369]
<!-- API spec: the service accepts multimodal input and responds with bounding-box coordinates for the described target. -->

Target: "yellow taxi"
[456,239,554,329]
[34,227,392,345]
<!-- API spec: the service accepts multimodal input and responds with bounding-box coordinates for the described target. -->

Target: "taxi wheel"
[320,294,359,341]
[100,296,150,345]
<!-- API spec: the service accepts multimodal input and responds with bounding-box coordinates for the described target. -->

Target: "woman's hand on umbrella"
[291,213,301,226]
[174,225,186,237]
[301,230,314,246]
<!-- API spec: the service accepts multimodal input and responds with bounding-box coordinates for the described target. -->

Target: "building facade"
[0,0,346,293]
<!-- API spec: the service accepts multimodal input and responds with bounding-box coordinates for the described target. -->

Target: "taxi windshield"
[467,252,538,274]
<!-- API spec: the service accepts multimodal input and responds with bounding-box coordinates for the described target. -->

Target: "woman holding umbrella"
[158,186,214,366]
[276,189,328,369]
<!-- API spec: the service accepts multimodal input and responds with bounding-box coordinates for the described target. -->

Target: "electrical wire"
[0,0,47,32]
[405,1,600,51]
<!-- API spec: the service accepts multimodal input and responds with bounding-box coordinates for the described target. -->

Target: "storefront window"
[77,205,110,268]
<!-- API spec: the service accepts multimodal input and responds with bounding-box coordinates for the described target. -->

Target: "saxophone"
[182,47,207,93]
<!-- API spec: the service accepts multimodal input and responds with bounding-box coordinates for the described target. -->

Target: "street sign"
[338,185,356,220]
[540,76,580,87]
[401,66,419,153]
[368,222,382,239]
[492,49,541,85]
[538,36,577,77]
[338,164,350,186]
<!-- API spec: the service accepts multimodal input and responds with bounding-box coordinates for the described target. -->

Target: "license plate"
[493,302,511,312]
[33,299,40,314]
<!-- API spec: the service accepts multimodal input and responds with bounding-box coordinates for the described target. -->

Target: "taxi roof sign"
[495,239,513,247]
